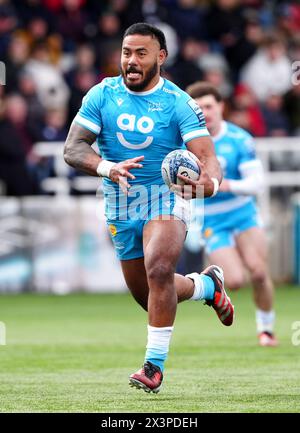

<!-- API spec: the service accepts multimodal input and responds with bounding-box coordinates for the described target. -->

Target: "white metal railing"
[256,137,300,226]
[33,141,101,195]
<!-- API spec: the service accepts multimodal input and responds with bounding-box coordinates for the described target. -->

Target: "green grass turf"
[0,286,299,413]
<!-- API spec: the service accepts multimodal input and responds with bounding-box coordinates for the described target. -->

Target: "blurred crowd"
[0,0,300,196]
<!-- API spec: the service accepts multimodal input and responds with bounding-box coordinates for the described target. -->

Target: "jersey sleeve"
[237,131,257,166]
[175,95,210,144]
[74,84,102,135]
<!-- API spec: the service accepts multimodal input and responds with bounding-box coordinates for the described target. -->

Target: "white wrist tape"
[96,160,115,178]
[210,177,219,197]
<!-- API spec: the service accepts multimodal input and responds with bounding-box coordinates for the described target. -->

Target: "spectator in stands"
[0,0,18,57]
[4,34,30,94]
[29,108,69,186]
[100,42,122,78]
[24,16,63,65]
[18,71,45,140]
[26,16,50,43]
[261,93,290,137]
[68,69,98,124]
[42,0,64,13]
[113,0,143,29]
[226,106,251,132]
[24,41,70,110]
[206,0,245,62]
[197,44,229,77]
[14,0,55,28]
[0,93,38,195]
[240,32,292,102]
[65,43,97,87]
[55,0,90,50]
[232,83,266,136]
[203,66,232,99]
[92,11,123,71]
[167,0,208,42]
[4,93,33,154]
[97,10,122,40]
[167,38,204,90]
[289,34,300,64]
[225,10,264,78]
[275,2,300,39]
[40,108,68,142]
[284,82,300,136]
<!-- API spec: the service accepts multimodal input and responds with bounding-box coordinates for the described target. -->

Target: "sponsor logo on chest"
[116,112,155,150]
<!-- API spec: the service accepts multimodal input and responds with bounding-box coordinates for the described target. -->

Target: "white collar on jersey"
[211,120,228,142]
[122,76,164,96]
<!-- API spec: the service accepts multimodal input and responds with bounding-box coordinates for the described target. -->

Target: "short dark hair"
[123,22,168,56]
[185,81,222,102]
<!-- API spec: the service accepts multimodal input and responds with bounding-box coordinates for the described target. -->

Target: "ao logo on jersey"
[116,113,154,149]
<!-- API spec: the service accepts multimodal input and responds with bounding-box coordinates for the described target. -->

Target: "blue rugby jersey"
[204,121,258,216]
[74,76,209,218]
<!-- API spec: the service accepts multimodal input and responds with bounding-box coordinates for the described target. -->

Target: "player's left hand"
[109,155,144,195]
[175,159,216,199]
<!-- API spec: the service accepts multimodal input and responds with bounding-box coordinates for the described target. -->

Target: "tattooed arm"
[64,122,100,176]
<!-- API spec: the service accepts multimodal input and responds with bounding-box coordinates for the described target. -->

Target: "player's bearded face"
[121,61,158,91]
[121,35,165,92]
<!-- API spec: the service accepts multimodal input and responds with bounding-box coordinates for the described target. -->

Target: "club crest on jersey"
[109,224,117,237]
[148,101,163,112]
[116,113,154,149]
[204,228,213,238]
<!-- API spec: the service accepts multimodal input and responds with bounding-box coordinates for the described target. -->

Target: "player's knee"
[146,260,174,286]
[250,265,267,286]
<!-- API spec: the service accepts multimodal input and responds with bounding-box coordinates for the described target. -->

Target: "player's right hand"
[109,155,144,194]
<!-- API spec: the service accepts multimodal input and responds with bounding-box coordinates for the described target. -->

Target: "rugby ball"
[161,149,200,188]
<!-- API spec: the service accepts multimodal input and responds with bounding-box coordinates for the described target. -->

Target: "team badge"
[204,228,213,238]
[109,224,117,237]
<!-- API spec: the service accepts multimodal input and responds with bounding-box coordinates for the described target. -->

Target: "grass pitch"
[0,286,299,413]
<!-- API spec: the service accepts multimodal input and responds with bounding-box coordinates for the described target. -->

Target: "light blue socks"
[186,272,215,301]
[145,325,174,372]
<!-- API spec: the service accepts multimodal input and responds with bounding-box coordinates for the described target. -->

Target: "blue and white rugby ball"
[161,149,200,188]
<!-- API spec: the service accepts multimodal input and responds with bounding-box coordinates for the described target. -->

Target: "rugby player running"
[64,23,234,393]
